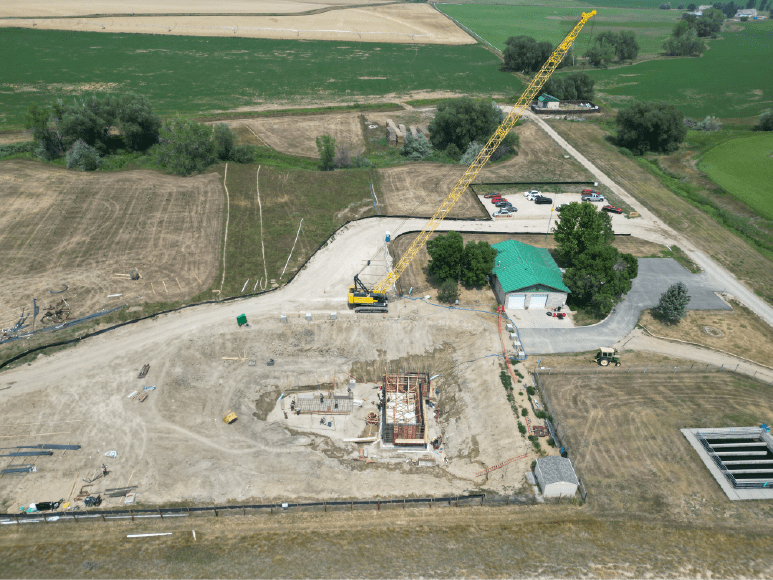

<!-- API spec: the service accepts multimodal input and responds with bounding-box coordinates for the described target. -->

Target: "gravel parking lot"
[480,193,619,222]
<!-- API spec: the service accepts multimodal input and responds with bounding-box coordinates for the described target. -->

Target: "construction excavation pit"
[269,373,441,466]
[0,305,533,508]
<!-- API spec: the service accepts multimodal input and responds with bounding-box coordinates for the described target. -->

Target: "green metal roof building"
[491,240,569,310]
[537,93,561,109]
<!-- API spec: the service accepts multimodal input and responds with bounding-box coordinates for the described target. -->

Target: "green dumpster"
[236,314,247,326]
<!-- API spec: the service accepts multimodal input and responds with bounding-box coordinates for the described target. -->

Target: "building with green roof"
[536,93,560,110]
[491,240,569,310]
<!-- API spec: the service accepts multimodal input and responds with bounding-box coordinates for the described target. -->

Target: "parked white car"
[493,209,515,218]
[524,189,541,200]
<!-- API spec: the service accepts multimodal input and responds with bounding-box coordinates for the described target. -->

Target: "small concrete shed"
[535,456,579,498]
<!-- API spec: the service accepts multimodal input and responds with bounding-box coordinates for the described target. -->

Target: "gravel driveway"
[518,258,730,354]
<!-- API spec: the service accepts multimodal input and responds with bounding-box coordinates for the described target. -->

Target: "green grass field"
[437,4,678,57]
[699,133,773,221]
[449,0,667,7]
[578,21,773,119]
[213,163,376,298]
[0,28,520,130]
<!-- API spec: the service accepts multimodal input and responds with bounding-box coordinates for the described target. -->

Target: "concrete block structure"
[535,456,579,498]
[491,240,569,310]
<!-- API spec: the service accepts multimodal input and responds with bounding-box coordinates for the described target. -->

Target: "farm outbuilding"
[536,94,560,109]
[491,240,569,310]
[535,456,579,498]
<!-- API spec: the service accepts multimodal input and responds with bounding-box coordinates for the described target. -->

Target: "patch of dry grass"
[640,299,773,367]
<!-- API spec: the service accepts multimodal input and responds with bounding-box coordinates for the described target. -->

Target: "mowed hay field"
[545,119,773,305]
[222,112,366,158]
[1,4,473,45]
[0,29,513,130]
[699,133,773,220]
[0,160,223,325]
[0,0,392,17]
[541,372,773,523]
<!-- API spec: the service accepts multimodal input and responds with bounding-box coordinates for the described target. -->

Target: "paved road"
[519,258,730,354]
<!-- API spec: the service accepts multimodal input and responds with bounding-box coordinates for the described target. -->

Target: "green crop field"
[448,0,667,7]
[699,133,773,221]
[577,21,773,119]
[0,28,521,130]
[437,4,678,57]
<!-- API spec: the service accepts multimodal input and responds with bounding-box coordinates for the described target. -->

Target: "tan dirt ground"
[0,301,532,510]
[378,163,483,218]
[2,4,475,45]
[639,298,773,367]
[0,160,223,329]
[0,0,394,17]
[539,372,773,526]
[221,112,365,159]
[0,132,31,145]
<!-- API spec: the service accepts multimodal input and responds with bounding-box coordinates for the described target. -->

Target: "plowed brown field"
[223,112,365,158]
[0,160,223,329]
[1,3,474,45]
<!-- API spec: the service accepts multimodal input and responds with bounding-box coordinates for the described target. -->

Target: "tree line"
[503,32,638,72]
[24,94,253,175]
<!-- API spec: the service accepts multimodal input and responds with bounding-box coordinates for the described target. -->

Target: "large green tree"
[616,102,687,155]
[460,241,497,286]
[554,203,637,316]
[553,202,614,264]
[24,102,63,160]
[429,98,511,156]
[316,135,336,171]
[663,19,707,55]
[654,282,690,323]
[563,245,638,315]
[116,93,161,151]
[154,117,217,176]
[542,73,595,101]
[502,36,553,73]
[427,231,464,282]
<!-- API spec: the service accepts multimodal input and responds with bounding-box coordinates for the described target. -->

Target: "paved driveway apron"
[518,258,730,354]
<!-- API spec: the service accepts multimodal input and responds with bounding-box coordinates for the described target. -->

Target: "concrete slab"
[505,308,572,329]
[519,258,731,354]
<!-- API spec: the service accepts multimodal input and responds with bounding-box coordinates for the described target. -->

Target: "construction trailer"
[381,373,431,448]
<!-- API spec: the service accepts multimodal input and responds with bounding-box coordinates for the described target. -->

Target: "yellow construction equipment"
[348,11,596,312]
[223,411,238,424]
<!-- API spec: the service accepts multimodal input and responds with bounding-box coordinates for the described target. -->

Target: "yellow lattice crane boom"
[348,11,595,313]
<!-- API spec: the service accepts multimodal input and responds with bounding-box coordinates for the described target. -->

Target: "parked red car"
[490,197,505,204]
[483,192,502,198]
[602,205,623,214]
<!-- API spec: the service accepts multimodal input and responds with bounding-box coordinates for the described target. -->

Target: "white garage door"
[507,295,526,309]
[530,295,549,309]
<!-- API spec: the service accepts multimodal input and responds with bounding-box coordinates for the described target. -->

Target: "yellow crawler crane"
[348,11,596,312]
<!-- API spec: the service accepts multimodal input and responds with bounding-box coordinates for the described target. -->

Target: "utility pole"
[544,207,555,246]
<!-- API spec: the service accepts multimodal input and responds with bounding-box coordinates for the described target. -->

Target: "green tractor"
[594,347,621,367]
